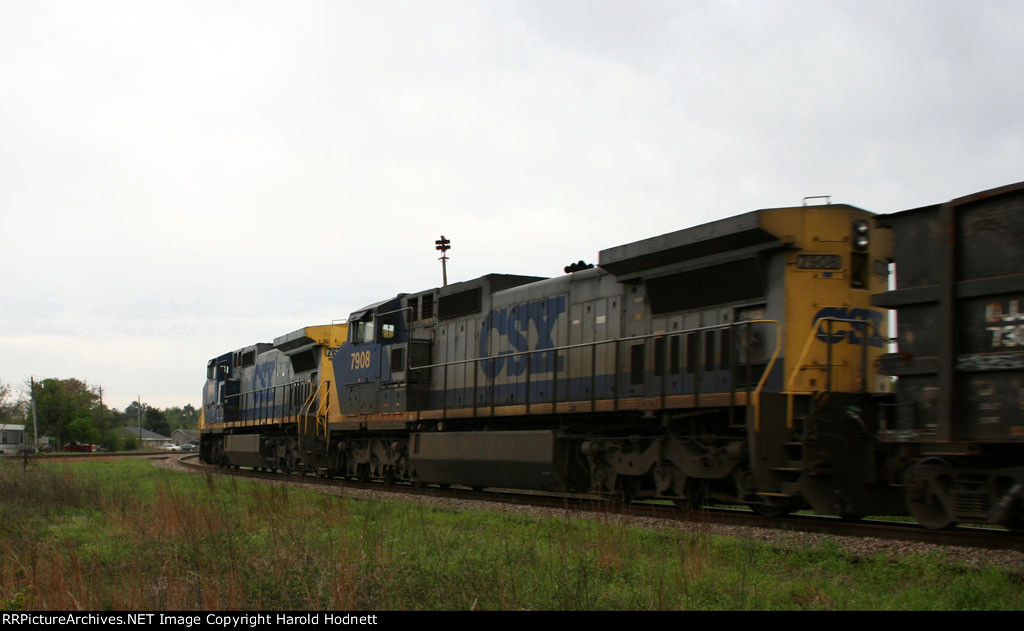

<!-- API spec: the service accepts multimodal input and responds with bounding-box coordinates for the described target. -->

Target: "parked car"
[64,441,99,452]
[178,443,196,452]
[157,442,181,451]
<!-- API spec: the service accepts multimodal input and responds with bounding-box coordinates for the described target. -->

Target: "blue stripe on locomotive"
[427,366,785,409]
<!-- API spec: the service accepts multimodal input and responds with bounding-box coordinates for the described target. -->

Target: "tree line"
[0,377,197,451]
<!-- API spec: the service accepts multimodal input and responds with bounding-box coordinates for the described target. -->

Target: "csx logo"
[813,307,885,347]
[479,296,566,378]
[254,361,276,405]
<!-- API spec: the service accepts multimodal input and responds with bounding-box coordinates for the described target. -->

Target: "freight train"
[199,181,1024,530]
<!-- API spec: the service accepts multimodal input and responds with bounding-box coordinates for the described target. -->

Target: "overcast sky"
[1,0,1021,412]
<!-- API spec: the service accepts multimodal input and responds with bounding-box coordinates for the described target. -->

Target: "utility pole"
[137,396,142,451]
[97,386,105,451]
[30,376,38,453]
[435,235,451,287]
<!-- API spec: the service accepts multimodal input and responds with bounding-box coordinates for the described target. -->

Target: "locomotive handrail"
[224,380,310,400]
[408,319,781,430]
[753,322,783,434]
[299,380,329,436]
[408,320,779,370]
[220,379,313,426]
[785,315,873,429]
[316,381,331,438]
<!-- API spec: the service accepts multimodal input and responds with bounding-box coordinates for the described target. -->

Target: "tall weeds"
[1,459,1021,611]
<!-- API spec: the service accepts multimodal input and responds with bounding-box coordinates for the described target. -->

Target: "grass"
[0,458,1021,611]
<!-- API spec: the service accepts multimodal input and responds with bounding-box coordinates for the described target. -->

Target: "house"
[0,424,25,455]
[170,429,198,446]
[118,427,170,451]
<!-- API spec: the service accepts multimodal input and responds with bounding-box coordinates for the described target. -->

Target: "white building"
[0,424,26,455]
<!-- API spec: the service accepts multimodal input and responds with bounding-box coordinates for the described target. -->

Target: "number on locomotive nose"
[351,351,371,370]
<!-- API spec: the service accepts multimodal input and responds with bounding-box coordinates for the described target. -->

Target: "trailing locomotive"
[199,181,1024,529]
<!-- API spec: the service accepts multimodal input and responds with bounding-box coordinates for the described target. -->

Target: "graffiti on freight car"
[986,300,1024,348]
[479,296,567,378]
[957,353,1024,371]
[812,307,885,347]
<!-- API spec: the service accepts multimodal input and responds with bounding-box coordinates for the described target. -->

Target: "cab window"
[353,321,374,344]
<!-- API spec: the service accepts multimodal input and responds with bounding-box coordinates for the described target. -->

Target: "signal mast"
[435,235,451,287]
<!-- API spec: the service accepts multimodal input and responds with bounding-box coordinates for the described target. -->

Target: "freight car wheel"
[907,494,954,530]
[1004,509,1024,534]
[905,459,956,530]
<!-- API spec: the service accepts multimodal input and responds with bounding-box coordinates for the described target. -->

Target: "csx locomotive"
[199,181,1024,530]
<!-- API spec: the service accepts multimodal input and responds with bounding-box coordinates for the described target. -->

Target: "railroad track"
[171,454,1024,552]
[6,450,188,461]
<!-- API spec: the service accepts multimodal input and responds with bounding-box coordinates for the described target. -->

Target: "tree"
[144,407,170,437]
[0,380,27,425]
[65,414,100,444]
[164,404,199,431]
[123,401,144,426]
[92,402,119,450]
[30,378,100,447]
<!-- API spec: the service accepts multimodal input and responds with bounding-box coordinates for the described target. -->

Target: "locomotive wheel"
[672,480,709,512]
[615,476,641,504]
[750,498,795,517]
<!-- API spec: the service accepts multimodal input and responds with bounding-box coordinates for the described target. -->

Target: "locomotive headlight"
[852,218,870,251]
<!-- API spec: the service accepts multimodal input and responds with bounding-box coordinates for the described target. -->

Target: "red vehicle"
[63,441,99,452]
